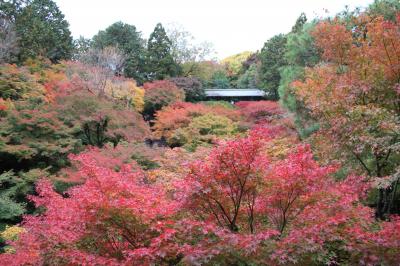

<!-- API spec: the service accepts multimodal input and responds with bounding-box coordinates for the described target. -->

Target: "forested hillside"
[0,0,399,265]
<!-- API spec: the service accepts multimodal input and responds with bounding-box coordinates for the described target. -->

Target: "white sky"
[55,0,373,59]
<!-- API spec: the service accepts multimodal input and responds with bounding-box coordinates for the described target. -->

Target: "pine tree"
[291,12,307,33]
[146,23,180,80]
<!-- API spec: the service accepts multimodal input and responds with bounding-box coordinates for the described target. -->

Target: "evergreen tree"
[237,63,260,89]
[15,0,73,62]
[146,23,180,80]
[278,22,320,138]
[259,34,287,100]
[0,0,29,22]
[211,70,230,89]
[291,12,307,33]
[92,22,146,83]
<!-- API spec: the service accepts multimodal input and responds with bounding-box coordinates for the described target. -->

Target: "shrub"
[235,100,284,126]
[169,77,205,102]
[152,102,241,147]
[172,113,238,150]
[54,90,150,147]
[0,169,49,226]
[0,100,81,172]
[143,80,185,119]
[0,64,46,102]
[0,152,180,265]
[1,129,400,265]
[104,79,145,112]
[202,100,236,109]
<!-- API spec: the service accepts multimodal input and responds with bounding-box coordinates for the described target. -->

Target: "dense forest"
[0,0,399,265]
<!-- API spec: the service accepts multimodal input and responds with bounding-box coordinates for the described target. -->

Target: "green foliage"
[284,22,320,67]
[210,70,230,88]
[239,52,260,75]
[92,22,146,83]
[0,171,25,222]
[221,51,252,77]
[278,66,318,139]
[237,63,260,89]
[0,100,81,172]
[278,22,320,137]
[169,77,205,102]
[0,1,28,22]
[291,12,307,33]
[55,90,150,147]
[202,100,236,109]
[0,62,151,226]
[73,36,92,59]
[189,113,237,136]
[341,106,399,178]
[219,51,253,88]
[146,23,180,80]
[130,153,159,170]
[0,64,46,101]
[170,113,238,151]
[81,116,112,148]
[368,0,400,21]
[0,168,48,224]
[181,60,224,86]
[278,66,303,113]
[15,0,73,62]
[259,34,287,100]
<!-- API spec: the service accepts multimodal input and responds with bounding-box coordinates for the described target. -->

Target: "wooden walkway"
[205,89,266,98]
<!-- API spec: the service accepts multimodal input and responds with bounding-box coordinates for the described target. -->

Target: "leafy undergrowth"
[1,117,399,265]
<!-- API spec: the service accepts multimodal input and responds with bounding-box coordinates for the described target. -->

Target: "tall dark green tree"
[0,0,30,22]
[92,22,146,83]
[210,70,230,89]
[15,0,73,62]
[259,34,287,100]
[146,23,180,81]
[278,17,321,138]
[291,12,307,33]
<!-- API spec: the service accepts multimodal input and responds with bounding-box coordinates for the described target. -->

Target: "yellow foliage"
[0,64,46,101]
[43,69,68,84]
[220,51,253,76]
[1,226,25,241]
[145,146,211,191]
[170,114,239,150]
[104,79,145,112]
[24,56,52,74]
[132,86,145,113]
[261,136,298,161]
[182,61,224,81]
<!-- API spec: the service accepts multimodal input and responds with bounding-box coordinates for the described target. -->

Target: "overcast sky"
[55,0,373,59]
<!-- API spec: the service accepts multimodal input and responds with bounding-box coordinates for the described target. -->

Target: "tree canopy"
[146,23,180,81]
[92,21,146,83]
[15,0,73,62]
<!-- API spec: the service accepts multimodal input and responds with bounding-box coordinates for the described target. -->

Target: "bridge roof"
[205,89,266,97]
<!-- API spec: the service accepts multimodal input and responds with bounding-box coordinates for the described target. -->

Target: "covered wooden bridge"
[204,89,267,101]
